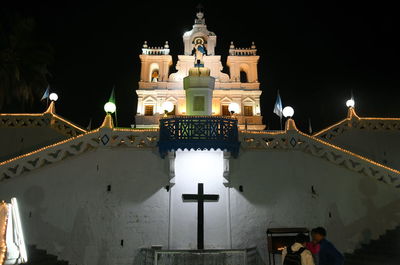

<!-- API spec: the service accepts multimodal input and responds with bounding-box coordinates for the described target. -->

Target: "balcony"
[135,115,264,130]
[158,116,240,157]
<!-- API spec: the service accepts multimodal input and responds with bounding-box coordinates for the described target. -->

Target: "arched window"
[149,63,160,82]
[151,70,159,82]
[240,71,248,83]
[239,64,250,83]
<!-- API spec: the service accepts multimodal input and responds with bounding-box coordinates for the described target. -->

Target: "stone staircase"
[344,227,400,265]
[25,245,69,265]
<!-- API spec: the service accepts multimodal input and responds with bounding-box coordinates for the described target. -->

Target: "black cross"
[182,183,219,250]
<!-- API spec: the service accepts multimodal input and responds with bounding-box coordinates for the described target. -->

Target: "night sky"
[2,1,400,132]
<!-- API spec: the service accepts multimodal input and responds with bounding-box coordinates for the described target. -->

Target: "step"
[24,245,69,265]
[344,225,400,265]
[344,261,399,265]
[361,246,400,254]
[345,257,400,265]
[352,249,400,257]
[345,255,399,264]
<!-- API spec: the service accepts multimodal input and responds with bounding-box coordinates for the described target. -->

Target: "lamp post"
[104,102,116,114]
[346,98,355,108]
[162,101,174,117]
[49,93,58,102]
[282,106,294,118]
[228,102,240,117]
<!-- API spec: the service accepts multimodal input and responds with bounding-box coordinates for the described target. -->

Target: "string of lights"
[0,202,7,265]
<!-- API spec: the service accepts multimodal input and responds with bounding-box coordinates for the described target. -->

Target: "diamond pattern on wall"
[101,134,110,145]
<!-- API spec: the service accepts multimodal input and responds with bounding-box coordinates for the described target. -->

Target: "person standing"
[311,227,344,265]
[282,233,315,265]
[306,230,321,265]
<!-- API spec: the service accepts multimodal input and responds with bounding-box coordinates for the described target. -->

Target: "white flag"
[41,86,50,100]
[273,90,283,118]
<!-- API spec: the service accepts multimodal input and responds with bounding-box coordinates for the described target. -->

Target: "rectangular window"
[222,105,230,116]
[193,96,205,111]
[144,105,154,116]
[244,106,253,116]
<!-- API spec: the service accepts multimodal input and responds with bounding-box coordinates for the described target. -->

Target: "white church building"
[135,10,263,130]
[1,8,400,265]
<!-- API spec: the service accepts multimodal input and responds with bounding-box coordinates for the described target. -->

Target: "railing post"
[154,251,158,265]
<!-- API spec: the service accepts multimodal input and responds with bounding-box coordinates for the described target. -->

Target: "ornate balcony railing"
[158,116,240,157]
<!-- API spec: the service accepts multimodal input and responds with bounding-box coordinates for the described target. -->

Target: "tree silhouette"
[0,15,53,111]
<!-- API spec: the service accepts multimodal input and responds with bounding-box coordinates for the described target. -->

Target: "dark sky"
[2,1,400,132]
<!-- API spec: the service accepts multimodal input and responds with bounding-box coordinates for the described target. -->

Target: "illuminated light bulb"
[283,106,294,118]
[346,99,355,108]
[162,101,174,113]
[49,93,58,101]
[104,102,116,114]
[228,102,240,114]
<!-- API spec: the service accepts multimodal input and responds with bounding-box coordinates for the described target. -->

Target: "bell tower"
[139,41,173,82]
[226,41,259,83]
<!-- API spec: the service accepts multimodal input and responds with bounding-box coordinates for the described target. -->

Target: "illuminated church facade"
[135,11,263,130]
[0,8,400,265]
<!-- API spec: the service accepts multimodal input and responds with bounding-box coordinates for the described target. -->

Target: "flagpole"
[47,85,50,107]
[114,110,118,128]
[109,85,118,127]
[42,85,50,107]
[273,89,284,130]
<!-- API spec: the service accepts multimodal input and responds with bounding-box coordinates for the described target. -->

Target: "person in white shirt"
[282,233,315,265]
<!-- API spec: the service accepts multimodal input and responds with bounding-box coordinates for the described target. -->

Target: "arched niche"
[149,63,160,82]
[239,64,250,83]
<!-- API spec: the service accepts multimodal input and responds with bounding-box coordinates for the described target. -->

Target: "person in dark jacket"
[311,227,344,265]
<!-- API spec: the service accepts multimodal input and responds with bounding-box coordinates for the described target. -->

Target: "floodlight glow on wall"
[10,198,28,263]
[228,102,240,114]
[49,93,58,102]
[104,102,116,114]
[1,198,28,264]
[346,99,355,108]
[175,150,224,185]
[282,106,294,118]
